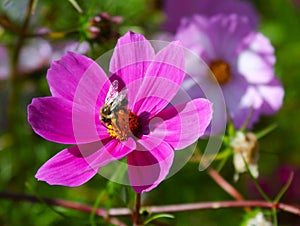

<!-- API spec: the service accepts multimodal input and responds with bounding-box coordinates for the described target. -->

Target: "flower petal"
[127,139,174,193]
[133,41,185,117]
[47,52,108,102]
[175,16,214,61]
[163,0,259,33]
[149,98,212,150]
[238,33,275,84]
[36,139,136,187]
[110,31,155,74]
[28,97,109,144]
[35,145,98,187]
[257,77,284,115]
[109,31,155,108]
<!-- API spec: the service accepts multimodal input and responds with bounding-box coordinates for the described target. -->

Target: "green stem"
[272,207,278,226]
[242,155,271,202]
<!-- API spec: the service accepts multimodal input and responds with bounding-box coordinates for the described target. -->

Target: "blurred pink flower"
[28,31,213,193]
[175,14,284,128]
[0,45,9,79]
[0,39,51,79]
[0,39,89,80]
[163,0,259,33]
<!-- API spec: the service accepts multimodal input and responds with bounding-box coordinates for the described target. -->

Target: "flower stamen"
[209,60,231,84]
[104,109,140,141]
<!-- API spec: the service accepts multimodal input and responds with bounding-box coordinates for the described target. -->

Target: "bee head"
[101,105,112,115]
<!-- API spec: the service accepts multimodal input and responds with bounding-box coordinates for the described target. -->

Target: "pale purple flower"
[28,31,213,193]
[0,39,89,80]
[175,14,284,128]
[50,40,90,61]
[163,0,259,33]
[0,39,51,79]
[0,45,9,79]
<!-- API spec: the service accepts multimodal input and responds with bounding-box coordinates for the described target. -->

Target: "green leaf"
[68,0,83,13]
[256,124,278,140]
[241,155,271,202]
[144,213,174,225]
[32,0,39,14]
[274,172,294,203]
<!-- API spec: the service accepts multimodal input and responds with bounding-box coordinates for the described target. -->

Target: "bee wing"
[105,80,119,104]
[111,88,128,111]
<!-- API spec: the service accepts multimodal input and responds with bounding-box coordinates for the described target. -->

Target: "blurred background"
[0,0,300,225]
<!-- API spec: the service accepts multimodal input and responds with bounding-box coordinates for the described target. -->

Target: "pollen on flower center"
[209,60,231,85]
[104,109,140,141]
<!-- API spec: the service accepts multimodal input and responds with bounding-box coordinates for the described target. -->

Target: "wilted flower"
[163,0,259,33]
[245,212,273,226]
[230,131,259,181]
[175,14,284,128]
[28,31,213,193]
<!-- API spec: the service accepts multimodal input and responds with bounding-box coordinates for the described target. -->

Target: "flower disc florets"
[103,108,140,141]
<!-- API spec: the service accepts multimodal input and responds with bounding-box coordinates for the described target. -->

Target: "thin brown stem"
[0,191,126,226]
[207,167,244,201]
[1,191,300,217]
[133,192,142,225]
[0,14,22,34]
[193,150,246,203]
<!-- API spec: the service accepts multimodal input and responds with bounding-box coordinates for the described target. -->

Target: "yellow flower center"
[105,109,140,141]
[209,60,231,85]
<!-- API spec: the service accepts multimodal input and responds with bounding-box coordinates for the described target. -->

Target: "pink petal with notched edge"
[133,41,185,117]
[36,139,136,187]
[127,139,174,193]
[47,52,107,102]
[28,97,110,144]
[149,98,213,150]
[109,31,155,107]
[110,31,155,74]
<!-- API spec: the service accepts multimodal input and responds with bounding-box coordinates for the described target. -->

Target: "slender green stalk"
[272,207,278,226]
[242,155,271,202]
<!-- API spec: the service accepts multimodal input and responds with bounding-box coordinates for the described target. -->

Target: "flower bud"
[86,13,123,43]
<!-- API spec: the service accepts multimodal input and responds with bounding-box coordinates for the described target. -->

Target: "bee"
[100,80,128,123]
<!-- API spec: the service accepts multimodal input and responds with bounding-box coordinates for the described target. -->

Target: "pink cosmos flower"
[175,14,284,128]
[163,0,259,33]
[28,31,213,193]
